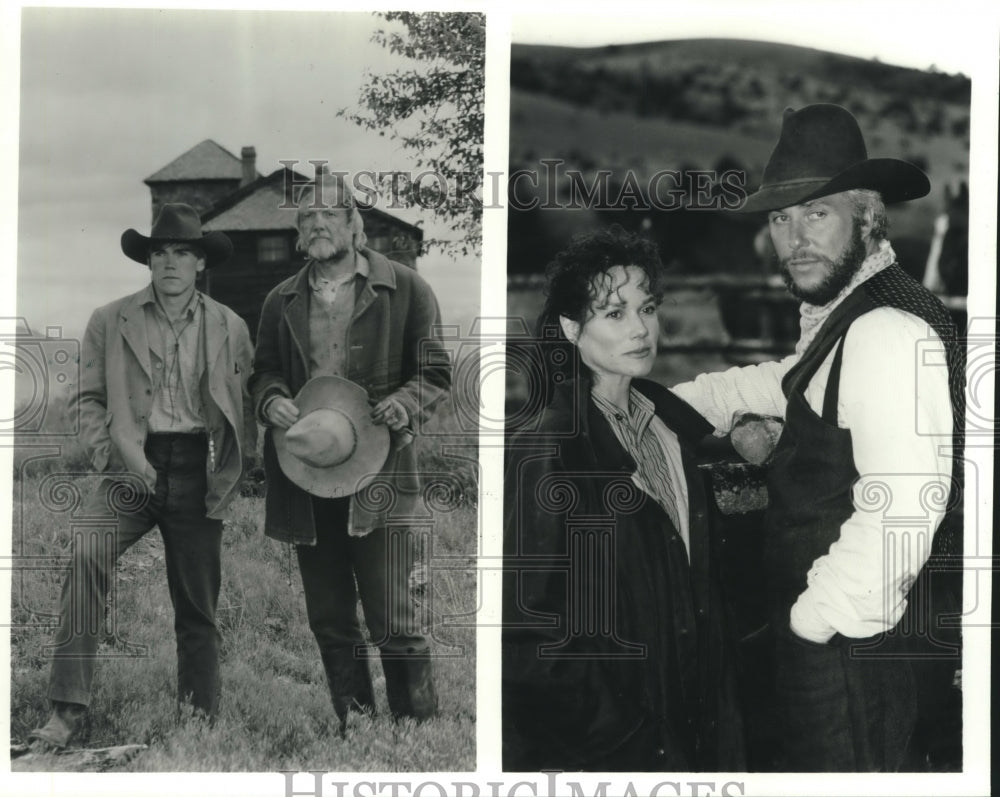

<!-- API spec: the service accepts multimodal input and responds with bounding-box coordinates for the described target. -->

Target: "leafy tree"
[340,12,485,257]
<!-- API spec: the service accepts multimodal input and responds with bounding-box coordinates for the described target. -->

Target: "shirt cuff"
[789,598,837,644]
[260,392,287,425]
[390,427,415,450]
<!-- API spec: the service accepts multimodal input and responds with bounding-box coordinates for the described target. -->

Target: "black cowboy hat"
[121,203,233,267]
[738,104,930,214]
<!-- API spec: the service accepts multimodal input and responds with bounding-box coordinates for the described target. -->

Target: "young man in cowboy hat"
[29,203,256,749]
[673,104,964,771]
[249,171,451,729]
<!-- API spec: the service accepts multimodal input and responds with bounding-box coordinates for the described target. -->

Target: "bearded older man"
[249,171,451,730]
[672,104,964,771]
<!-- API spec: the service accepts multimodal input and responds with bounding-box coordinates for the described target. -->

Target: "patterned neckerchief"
[795,239,897,355]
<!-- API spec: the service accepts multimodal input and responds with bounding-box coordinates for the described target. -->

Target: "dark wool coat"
[502,377,745,772]
[248,248,452,544]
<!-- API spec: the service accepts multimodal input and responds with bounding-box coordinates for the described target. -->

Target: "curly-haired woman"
[502,225,745,771]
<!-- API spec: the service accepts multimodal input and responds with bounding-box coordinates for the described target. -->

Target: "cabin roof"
[202,167,424,239]
[145,139,254,183]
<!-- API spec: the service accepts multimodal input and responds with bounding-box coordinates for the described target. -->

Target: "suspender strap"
[821,335,848,425]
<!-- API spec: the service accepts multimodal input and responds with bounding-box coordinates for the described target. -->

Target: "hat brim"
[120,229,234,268]
[274,376,390,499]
[736,158,930,214]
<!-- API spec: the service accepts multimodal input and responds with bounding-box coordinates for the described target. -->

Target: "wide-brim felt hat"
[121,203,233,267]
[737,104,930,214]
[274,376,390,499]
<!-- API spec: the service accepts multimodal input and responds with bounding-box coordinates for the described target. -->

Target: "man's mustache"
[781,252,832,267]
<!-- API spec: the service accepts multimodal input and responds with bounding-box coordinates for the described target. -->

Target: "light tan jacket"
[70,286,256,519]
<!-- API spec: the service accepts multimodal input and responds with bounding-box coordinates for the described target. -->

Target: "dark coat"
[502,376,745,771]
[248,248,451,544]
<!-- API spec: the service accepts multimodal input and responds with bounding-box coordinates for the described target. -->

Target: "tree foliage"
[341,12,485,257]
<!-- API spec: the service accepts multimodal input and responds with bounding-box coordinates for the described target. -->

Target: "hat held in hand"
[275,376,390,498]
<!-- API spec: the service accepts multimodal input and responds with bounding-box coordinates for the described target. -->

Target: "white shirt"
[672,307,955,642]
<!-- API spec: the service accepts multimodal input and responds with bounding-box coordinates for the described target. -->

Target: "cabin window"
[257,235,290,263]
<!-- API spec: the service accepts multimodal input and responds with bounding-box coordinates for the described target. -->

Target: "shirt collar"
[140,283,203,319]
[591,387,655,436]
[628,388,655,435]
[138,283,157,306]
[307,251,369,290]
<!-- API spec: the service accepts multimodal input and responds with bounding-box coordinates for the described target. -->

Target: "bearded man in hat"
[672,104,965,771]
[249,172,451,729]
[29,204,256,749]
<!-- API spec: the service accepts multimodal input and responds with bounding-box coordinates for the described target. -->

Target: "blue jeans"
[47,433,223,716]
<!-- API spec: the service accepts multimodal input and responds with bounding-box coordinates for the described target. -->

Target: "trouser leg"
[298,498,375,725]
[773,624,855,771]
[156,436,223,718]
[774,620,916,771]
[351,525,427,654]
[47,478,155,707]
[318,647,376,729]
[352,526,437,721]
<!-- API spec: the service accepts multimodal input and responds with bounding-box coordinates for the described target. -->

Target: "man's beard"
[775,222,869,305]
[305,233,350,262]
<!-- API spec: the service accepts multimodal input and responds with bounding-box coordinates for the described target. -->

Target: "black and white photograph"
[2,1,996,796]
[5,5,481,777]
[501,4,993,789]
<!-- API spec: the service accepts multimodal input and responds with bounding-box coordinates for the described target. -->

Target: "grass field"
[9,403,478,772]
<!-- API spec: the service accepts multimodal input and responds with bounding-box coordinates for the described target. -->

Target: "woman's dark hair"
[533,224,665,397]
[537,224,665,335]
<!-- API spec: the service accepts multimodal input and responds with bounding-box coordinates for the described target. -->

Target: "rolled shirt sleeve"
[671,355,795,434]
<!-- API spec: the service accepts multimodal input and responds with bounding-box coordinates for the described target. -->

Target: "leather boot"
[320,648,375,734]
[28,700,88,750]
[381,650,438,722]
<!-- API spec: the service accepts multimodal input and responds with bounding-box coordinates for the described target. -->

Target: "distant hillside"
[511,38,970,140]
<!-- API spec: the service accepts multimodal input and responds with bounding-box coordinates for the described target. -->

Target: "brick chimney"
[240,146,256,187]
